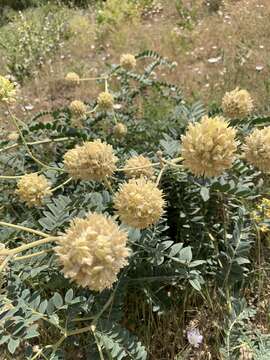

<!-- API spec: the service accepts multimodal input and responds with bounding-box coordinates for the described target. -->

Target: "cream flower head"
[56,213,129,291]
[65,72,80,85]
[222,87,253,119]
[181,115,238,177]
[114,177,165,229]
[113,123,127,139]
[97,92,114,111]
[242,127,270,172]
[63,139,118,181]
[16,173,51,207]
[0,75,16,104]
[124,155,154,179]
[69,100,87,117]
[120,54,136,71]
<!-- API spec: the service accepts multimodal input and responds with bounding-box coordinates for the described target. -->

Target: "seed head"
[65,72,80,85]
[113,123,127,139]
[69,100,87,117]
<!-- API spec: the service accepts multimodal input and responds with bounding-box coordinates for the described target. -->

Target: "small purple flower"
[187,328,203,348]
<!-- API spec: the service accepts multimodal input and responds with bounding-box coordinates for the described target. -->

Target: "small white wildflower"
[187,328,203,348]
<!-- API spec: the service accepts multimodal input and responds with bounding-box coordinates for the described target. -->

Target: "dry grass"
[2,0,270,120]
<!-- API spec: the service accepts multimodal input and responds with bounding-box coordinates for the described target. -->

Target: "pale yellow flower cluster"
[114,177,165,229]
[65,72,80,85]
[63,139,118,181]
[97,92,114,111]
[69,100,87,117]
[7,132,19,141]
[239,344,253,360]
[113,123,127,139]
[56,213,129,291]
[124,155,154,179]
[0,76,16,104]
[243,127,270,172]
[222,88,253,119]
[16,173,51,207]
[120,54,136,71]
[181,116,237,177]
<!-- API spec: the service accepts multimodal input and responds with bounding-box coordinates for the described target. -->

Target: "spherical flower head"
[243,127,270,172]
[222,87,254,119]
[16,173,51,207]
[124,155,154,179]
[69,100,87,117]
[120,54,136,71]
[97,92,114,111]
[0,75,16,104]
[113,123,127,139]
[65,72,80,85]
[114,177,165,229]
[56,213,129,291]
[7,131,19,141]
[63,139,118,181]
[181,115,238,177]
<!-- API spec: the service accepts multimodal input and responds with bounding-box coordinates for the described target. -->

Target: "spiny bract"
[56,213,129,291]
[181,115,238,177]
[114,177,165,229]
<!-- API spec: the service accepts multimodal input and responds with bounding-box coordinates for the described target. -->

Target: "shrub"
[1,50,270,358]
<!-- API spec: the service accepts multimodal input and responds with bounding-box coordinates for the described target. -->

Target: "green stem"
[0,221,50,238]
[0,137,72,154]
[51,177,72,192]
[7,108,65,173]
[14,248,53,261]
[0,237,55,256]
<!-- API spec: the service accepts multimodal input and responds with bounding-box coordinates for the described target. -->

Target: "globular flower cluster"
[124,155,154,179]
[7,132,19,141]
[69,100,87,117]
[113,123,127,139]
[16,173,51,207]
[120,54,136,71]
[97,92,114,111]
[114,177,165,229]
[63,140,118,181]
[56,213,129,291]
[181,116,238,177]
[0,75,16,103]
[65,72,80,85]
[243,127,270,172]
[222,87,253,119]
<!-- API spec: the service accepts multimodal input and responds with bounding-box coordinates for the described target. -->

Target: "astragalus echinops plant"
[0,50,269,359]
